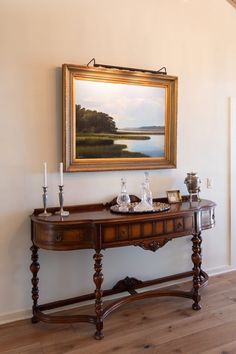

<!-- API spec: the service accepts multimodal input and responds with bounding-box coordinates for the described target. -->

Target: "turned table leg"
[191,232,202,310]
[198,234,204,283]
[93,249,104,339]
[30,245,40,323]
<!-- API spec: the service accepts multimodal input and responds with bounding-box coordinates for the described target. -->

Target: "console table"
[30,197,215,339]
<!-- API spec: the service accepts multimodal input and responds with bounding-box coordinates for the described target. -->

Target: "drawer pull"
[55,233,63,242]
[177,222,183,229]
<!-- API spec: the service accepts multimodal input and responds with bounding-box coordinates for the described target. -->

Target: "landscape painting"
[75,80,165,159]
[62,64,177,171]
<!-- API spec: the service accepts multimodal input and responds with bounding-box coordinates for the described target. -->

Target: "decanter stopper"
[116,178,130,212]
[144,171,153,207]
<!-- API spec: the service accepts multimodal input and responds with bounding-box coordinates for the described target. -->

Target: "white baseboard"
[0,310,32,325]
[207,264,236,276]
[1,264,235,326]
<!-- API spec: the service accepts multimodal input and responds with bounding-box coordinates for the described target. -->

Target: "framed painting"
[166,190,182,204]
[62,64,178,172]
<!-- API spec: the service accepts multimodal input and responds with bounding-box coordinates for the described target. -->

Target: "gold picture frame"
[63,64,178,172]
[166,190,182,204]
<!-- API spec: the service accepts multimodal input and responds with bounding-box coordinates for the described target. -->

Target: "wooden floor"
[2,271,236,354]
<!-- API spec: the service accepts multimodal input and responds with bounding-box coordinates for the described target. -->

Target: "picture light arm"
[87,58,167,75]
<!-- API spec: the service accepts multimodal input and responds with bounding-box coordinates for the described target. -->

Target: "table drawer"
[33,223,95,250]
[101,216,194,246]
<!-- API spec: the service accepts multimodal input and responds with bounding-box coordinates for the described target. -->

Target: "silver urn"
[184,172,201,201]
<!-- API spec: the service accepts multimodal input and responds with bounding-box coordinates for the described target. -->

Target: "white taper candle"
[60,162,63,186]
[43,162,47,187]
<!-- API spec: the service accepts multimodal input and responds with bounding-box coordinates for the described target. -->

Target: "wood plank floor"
[2,271,236,354]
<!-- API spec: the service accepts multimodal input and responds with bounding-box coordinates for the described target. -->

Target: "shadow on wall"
[55,67,62,163]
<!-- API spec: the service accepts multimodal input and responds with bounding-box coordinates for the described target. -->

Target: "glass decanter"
[144,171,153,207]
[116,178,130,212]
[134,182,154,212]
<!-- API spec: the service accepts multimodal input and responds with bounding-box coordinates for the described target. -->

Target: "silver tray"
[110,202,170,214]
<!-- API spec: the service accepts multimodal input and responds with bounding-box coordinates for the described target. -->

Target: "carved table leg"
[191,232,202,310]
[93,249,104,340]
[30,245,40,323]
[198,234,204,283]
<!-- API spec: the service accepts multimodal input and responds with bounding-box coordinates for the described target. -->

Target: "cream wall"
[1,0,236,322]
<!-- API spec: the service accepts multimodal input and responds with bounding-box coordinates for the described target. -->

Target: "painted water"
[114,134,165,157]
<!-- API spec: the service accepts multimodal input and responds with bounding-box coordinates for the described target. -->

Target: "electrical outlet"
[206,178,213,189]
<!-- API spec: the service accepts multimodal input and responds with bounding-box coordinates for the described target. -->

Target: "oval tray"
[110,202,170,214]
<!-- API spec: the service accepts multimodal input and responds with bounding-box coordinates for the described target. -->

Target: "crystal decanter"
[134,180,154,212]
[144,171,153,207]
[116,178,130,212]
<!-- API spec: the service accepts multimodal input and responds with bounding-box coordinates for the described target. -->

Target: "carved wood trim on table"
[112,276,143,295]
[134,238,172,252]
[30,197,216,339]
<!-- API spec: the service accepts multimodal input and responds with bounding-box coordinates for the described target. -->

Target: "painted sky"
[75,79,165,129]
